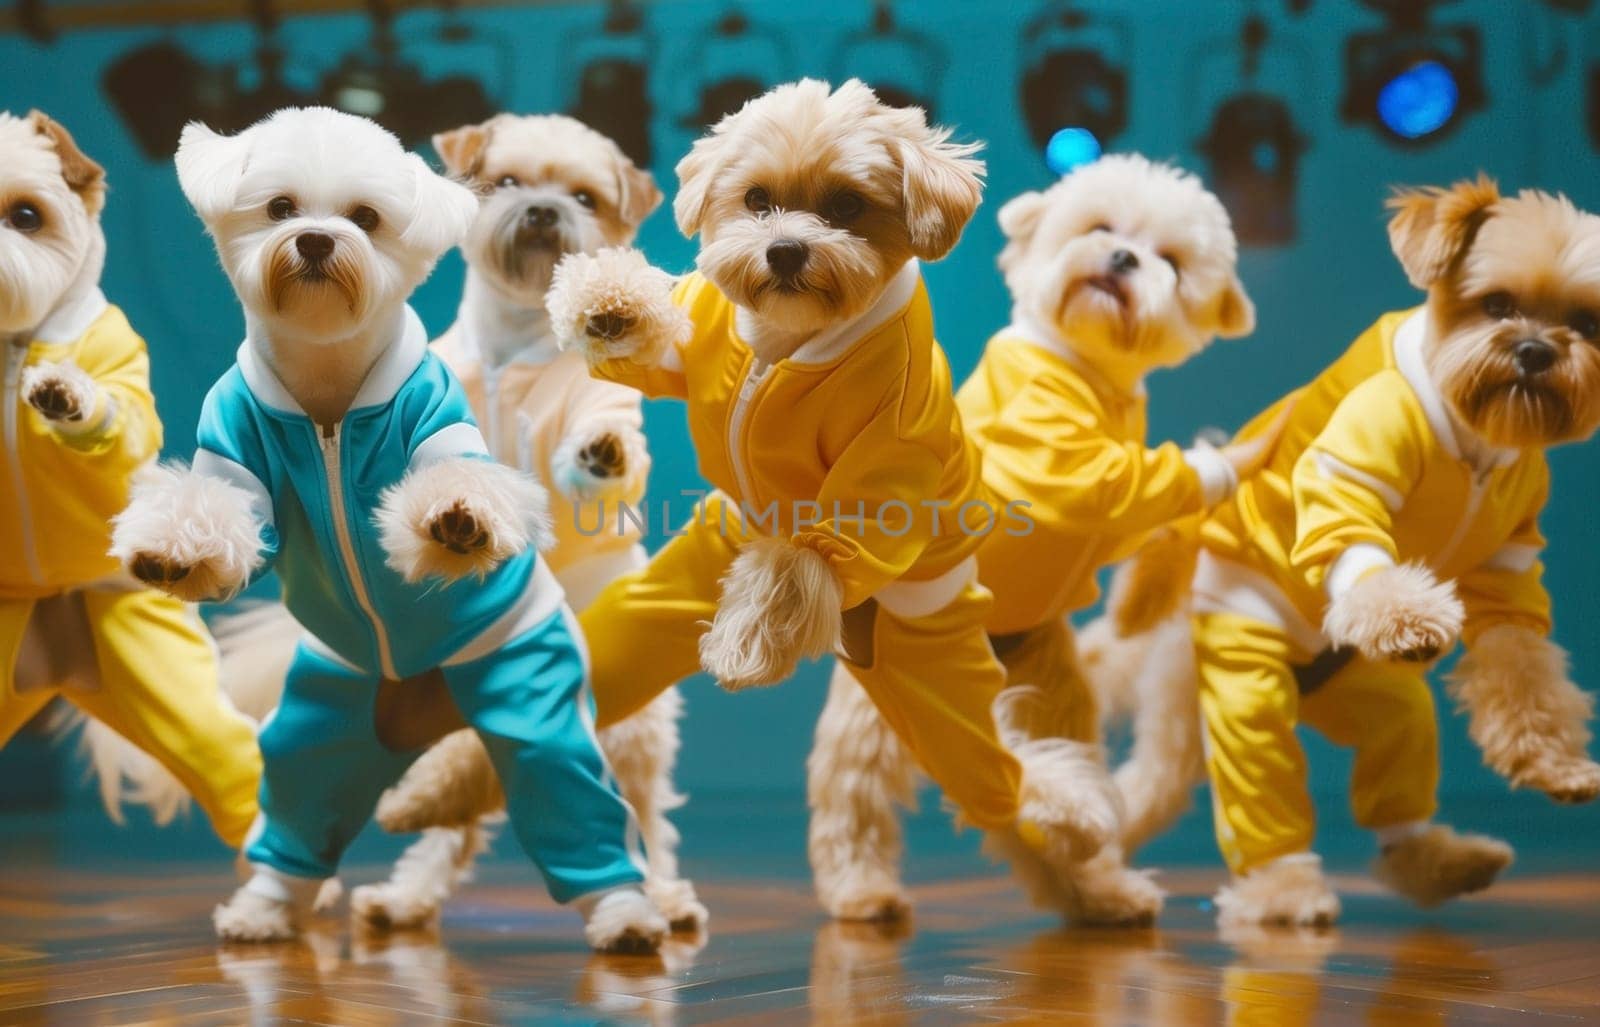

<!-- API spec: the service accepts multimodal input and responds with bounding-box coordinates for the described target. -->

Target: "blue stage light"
[1045,127,1102,175]
[1376,59,1459,140]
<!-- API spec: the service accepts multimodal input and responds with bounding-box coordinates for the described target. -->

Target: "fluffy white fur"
[700,538,843,691]
[376,726,504,831]
[577,886,670,954]
[111,463,265,602]
[546,246,691,366]
[21,359,100,430]
[213,888,300,942]
[1372,825,1513,907]
[550,416,649,502]
[1322,561,1465,661]
[1448,624,1600,802]
[1214,856,1342,928]
[350,822,495,929]
[376,456,552,583]
[993,686,1121,860]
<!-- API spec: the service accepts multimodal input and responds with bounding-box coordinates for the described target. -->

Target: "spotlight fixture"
[1342,0,1486,145]
[565,0,655,167]
[1194,15,1308,246]
[1018,3,1132,175]
[831,2,944,114]
[680,8,792,131]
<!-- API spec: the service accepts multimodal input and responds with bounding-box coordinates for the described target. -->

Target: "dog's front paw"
[581,887,668,955]
[552,423,643,502]
[128,551,193,589]
[1518,757,1600,804]
[700,539,842,691]
[350,882,438,931]
[1323,562,1463,662]
[22,360,96,425]
[111,463,264,602]
[378,458,552,583]
[214,887,298,943]
[547,248,690,366]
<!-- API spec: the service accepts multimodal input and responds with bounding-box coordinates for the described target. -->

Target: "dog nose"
[1514,338,1557,375]
[1109,249,1140,274]
[524,205,559,229]
[296,231,335,263]
[766,239,809,278]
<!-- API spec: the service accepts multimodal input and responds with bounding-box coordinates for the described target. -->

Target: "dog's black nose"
[1514,338,1557,375]
[296,231,335,263]
[766,239,809,278]
[524,205,559,229]
[1109,249,1139,274]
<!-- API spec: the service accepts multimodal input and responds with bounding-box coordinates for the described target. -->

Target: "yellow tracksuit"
[1194,308,1551,873]
[956,322,1229,740]
[1,292,260,846]
[581,261,1023,830]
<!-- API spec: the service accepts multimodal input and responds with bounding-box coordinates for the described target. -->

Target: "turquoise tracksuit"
[192,306,645,903]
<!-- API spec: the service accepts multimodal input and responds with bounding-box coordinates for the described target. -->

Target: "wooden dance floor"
[4,804,1600,1024]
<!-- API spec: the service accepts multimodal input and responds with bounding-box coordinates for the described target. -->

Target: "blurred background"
[2,0,1599,882]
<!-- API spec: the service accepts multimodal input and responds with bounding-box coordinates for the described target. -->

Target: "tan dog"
[355,114,706,933]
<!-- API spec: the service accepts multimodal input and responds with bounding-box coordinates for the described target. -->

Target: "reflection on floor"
[5,853,1600,1024]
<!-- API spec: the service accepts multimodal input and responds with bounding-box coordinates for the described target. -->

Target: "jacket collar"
[1005,307,1148,400]
[33,286,108,345]
[238,305,427,418]
[733,259,921,366]
[1393,307,1520,473]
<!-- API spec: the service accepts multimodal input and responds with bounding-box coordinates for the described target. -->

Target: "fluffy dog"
[808,155,1265,925]
[350,113,704,933]
[380,77,1116,920]
[0,110,262,852]
[1094,177,1600,926]
[112,107,667,952]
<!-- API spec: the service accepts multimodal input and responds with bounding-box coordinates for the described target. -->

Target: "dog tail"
[58,599,296,827]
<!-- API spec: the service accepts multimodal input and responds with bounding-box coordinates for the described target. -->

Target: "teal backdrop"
[4,0,1599,870]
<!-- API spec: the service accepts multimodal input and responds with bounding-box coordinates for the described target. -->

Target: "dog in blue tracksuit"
[111,107,668,952]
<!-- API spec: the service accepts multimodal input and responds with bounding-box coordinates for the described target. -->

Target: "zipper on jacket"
[318,422,398,680]
[726,356,774,505]
[3,342,45,583]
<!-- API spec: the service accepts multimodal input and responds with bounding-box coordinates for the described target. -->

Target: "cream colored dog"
[354,113,705,933]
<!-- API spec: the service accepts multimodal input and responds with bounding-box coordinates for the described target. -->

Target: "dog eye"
[348,205,381,233]
[744,187,771,214]
[823,192,864,225]
[1482,291,1516,319]
[267,196,297,221]
[1569,309,1599,340]
[1089,223,1112,233]
[5,201,42,234]
[497,175,520,189]
[574,190,597,210]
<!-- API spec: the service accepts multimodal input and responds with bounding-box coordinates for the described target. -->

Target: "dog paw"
[213,888,298,943]
[1070,864,1164,927]
[551,423,643,502]
[428,500,489,555]
[547,248,690,366]
[582,888,668,955]
[1009,735,1121,862]
[378,458,551,583]
[826,886,913,924]
[128,552,192,588]
[21,360,96,425]
[111,463,263,602]
[700,539,841,690]
[1216,855,1341,928]
[645,877,710,933]
[1323,563,1463,662]
[350,882,439,931]
[1373,825,1512,908]
[1518,757,1600,804]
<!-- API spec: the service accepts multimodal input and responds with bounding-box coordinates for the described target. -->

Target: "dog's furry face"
[175,106,476,343]
[673,78,984,341]
[434,114,660,309]
[0,112,106,334]
[1389,178,1600,449]
[997,154,1254,375]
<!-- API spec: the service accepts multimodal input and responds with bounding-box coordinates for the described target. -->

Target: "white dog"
[113,107,668,952]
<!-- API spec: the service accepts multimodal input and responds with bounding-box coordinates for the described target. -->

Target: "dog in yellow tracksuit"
[806,155,1268,925]
[544,79,1110,916]
[0,110,260,847]
[1102,177,1600,927]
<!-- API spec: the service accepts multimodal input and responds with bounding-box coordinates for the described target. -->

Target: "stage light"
[566,0,654,166]
[680,10,792,131]
[1198,92,1307,247]
[1019,4,1131,174]
[831,2,945,115]
[1044,127,1101,175]
[1342,0,1485,145]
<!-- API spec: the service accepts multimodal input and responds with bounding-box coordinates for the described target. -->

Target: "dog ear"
[616,153,662,232]
[433,122,491,180]
[1386,175,1500,288]
[400,154,479,257]
[28,111,106,217]
[673,133,727,238]
[897,126,985,261]
[175,121,252,223]
[1214,274,1257,339]
[996,190,1048,281]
